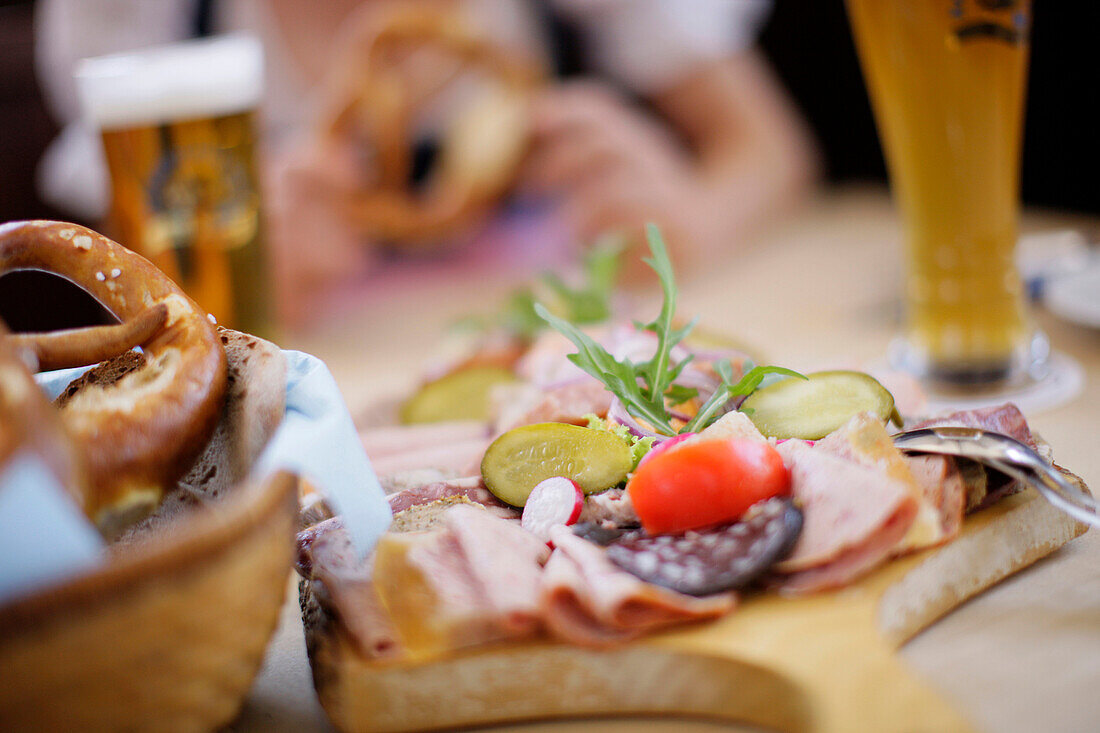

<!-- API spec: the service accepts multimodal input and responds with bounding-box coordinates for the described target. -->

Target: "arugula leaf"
[537,225,805,436]
[534,304,678,434]
[497,236,625,340]
[681,364,805,433]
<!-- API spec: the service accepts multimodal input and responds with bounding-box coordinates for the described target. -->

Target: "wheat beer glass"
[75,36,270,337]
[847,0,1045,386]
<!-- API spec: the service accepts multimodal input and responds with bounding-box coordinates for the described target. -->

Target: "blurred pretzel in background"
[323,4,543,243]
[267,0,545,325]
[266,0,819,325]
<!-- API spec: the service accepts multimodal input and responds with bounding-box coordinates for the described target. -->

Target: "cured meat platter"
[297,233,1091,732]
[301,476,1086,733]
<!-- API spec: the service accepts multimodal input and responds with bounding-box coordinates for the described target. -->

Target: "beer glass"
[75,36,271,337]
[847,0,1045,386]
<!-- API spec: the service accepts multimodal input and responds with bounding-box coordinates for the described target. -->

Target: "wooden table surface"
[234,187,1100,733]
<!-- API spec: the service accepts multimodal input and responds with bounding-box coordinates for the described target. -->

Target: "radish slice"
[521,477,583,544]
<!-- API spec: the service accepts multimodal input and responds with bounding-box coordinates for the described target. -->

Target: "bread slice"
[116,329,286,542]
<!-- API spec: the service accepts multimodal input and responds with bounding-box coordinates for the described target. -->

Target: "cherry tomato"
[627,438,790,535]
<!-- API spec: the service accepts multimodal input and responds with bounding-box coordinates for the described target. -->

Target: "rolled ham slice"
[359,420,489,457]
[773,440,918,593]
[368,437,492,477]
[540,526,736,647]
[299,520,405,661]
[815,413,945,551]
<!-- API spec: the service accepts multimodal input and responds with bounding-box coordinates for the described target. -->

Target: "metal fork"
[892,426,1100,529]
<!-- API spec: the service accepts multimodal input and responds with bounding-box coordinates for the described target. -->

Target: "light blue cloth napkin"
[255,350,391,555]
[0,453,104,601]
[0,350,390,604]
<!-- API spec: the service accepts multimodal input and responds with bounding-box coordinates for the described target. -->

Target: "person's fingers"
[520,128,630,194]
[527,81,634,140]
[560,168,659,240]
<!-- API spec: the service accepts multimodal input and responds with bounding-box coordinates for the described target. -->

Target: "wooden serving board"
[303,483,1088,733]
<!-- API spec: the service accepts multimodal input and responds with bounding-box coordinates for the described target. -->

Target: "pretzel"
[0,221,228,532]
[326,6,543,244]
[0,320,86,506]
[5,303,168,372]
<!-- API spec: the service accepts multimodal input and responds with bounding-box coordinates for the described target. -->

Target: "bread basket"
[0,329,298,731]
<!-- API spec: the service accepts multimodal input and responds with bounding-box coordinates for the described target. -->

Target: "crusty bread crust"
[116,329,286,543]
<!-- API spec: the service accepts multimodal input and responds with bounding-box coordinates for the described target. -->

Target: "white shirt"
[35,0,772,218]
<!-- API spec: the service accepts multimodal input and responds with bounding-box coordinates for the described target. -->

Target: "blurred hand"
[521,82,724,272]
[264,135,377,328]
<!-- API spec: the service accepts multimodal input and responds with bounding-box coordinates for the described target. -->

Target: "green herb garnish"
[490,236,624,340]
[536,225,804,436]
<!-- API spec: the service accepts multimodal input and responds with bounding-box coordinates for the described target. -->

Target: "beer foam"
[75,35,263,129]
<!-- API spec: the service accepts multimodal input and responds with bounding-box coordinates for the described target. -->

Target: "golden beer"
[76,36,271,337]
[847,0,1039,383]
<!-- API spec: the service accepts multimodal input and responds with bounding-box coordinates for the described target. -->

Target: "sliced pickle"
[400,365,516,424]
[741,370,896,440]
[481,422,633,507]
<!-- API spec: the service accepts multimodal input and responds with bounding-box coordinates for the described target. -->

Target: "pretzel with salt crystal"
[0,221,227,532]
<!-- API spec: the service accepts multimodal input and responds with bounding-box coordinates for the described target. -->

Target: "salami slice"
[604,497,802,596]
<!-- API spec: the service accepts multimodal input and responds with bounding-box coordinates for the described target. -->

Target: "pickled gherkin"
[741,370,896,440]
[481,423,633,507]
[400,365,516,424]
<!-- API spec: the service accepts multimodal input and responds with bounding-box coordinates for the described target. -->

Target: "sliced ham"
[444,504,550,635]
[540,526,736,647]
[300,520,404,660]
[359,420,489,457]
[371,505,549,654]
[368,436,491,477]
[815,413,945,551]
[772,440,918,591]
[383,528,502,647]
[496,380,613,432]
[513,328,603,386]
[777,499,916,595]
[387,477,519,519]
